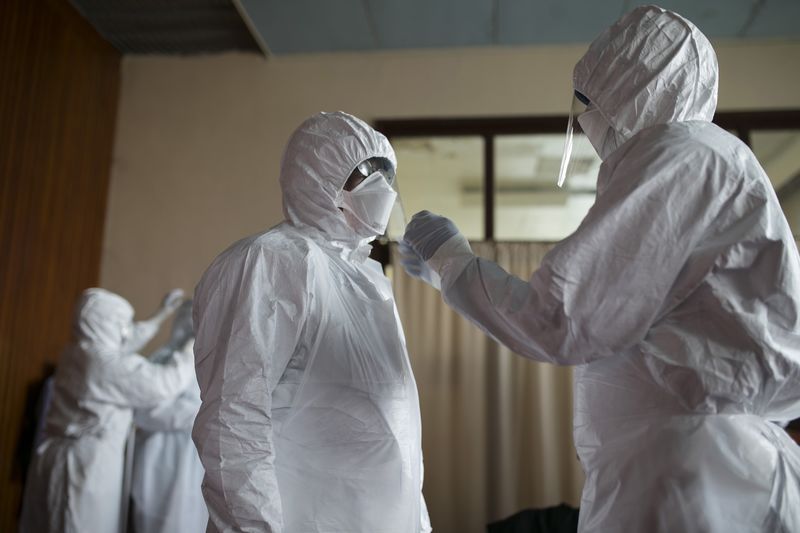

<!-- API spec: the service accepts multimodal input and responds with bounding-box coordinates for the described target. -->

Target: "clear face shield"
[383,172,408,242]
[556,90,597,189]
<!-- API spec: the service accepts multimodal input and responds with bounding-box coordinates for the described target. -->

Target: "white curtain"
[391,242,584,533]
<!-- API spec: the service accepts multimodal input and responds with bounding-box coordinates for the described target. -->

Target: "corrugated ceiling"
[239,0,800,55]
[69,0,260,54]
[68,0,800,56]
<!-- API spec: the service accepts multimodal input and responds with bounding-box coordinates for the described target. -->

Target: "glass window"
[378,112,800,244]
[751,130,800,237]
[392,136,484,240]
[494,134,600,241]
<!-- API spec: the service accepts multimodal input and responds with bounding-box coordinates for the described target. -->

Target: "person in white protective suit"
[19,288,195,533]
[131,299,208,533]
[192,111,431,533]
[400,6,800,533]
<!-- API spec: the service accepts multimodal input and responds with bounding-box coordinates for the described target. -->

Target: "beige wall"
[100,39,800,330]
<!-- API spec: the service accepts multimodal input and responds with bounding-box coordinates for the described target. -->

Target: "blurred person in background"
[131,299,207,533]
[19,288,195,533]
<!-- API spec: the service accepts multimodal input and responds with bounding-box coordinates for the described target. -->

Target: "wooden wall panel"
[0,0,120,528]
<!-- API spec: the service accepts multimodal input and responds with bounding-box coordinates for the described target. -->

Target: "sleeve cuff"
[426,233,475,292]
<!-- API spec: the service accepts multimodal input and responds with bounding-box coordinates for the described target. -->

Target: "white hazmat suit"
[402,6,800,533]
[192,111,430,533]
[131,300,207,533]
[19,288,195,533]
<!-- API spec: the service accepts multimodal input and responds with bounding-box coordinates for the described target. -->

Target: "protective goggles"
[356,157,396,183]
[574,90,590,107]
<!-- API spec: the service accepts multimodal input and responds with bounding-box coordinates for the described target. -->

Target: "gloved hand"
[168,299,194,348]
[161,289,185,314]
[120,289,186,354]
[402,211,460,261]
[398,240,441,290]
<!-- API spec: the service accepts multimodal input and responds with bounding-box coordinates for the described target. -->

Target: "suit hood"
[279,111,396,251]
[574,5,718,145]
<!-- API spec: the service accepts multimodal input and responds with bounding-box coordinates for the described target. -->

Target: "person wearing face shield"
[131,300,208,533]
[400,6,800,533]
[192,111,430,533]
[19,288,195,533]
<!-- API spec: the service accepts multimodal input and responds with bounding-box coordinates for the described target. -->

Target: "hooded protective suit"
[19,288,195,533]
[192,111,430,533]
[403,6,800,532]
[131,300,207,533]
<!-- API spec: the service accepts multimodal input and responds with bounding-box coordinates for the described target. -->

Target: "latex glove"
[403,211,460,261]
[120,289,185,354]
[161,288,185,314]
[398,240,441,290]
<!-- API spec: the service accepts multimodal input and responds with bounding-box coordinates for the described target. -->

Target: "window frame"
[376,109,800,241]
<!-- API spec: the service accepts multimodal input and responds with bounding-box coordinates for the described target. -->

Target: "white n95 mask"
[577,107,623,161]
[338,172,398,238]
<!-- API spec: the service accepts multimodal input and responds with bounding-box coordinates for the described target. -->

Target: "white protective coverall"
[192,111,430,533]
[411,6,800,533]
[19,288,195,533]
[131,301,207,533]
